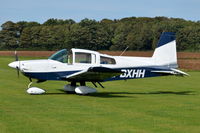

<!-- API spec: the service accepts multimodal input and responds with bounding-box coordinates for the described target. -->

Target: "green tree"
[1,17,200,51]
[0,21,20,49]
[43,18,75,26]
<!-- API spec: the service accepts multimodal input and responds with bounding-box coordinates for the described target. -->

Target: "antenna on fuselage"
[119,46,129,56]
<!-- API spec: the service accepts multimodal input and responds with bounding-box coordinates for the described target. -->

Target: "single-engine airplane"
[8,32,188,95]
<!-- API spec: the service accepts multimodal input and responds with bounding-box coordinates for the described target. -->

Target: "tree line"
[0,17,200,51]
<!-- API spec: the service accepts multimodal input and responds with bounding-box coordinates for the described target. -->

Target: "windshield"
[48,49,68,63]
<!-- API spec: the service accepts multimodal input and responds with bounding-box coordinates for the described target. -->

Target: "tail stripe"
[157,32,176,48]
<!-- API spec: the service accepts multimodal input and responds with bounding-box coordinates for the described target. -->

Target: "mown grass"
[0,56,200,133]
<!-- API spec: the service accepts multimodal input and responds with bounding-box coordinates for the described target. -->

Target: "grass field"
[1,56,200,133]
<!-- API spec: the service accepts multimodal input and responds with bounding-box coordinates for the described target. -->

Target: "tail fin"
[152,32,178,68]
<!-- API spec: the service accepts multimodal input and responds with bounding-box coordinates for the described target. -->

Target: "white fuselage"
[9,56,154,73]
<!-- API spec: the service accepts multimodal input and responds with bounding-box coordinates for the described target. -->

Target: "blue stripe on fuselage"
[23,67,172,82]
[23,70,80,80]
[104,67,171,81]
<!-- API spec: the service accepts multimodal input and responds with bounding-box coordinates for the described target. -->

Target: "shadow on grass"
[87,91,195,98]
[44,89,195,98]
[44,89,74,95]
[87,92,135,98]
[129,91,195,95]
[44,89,133,98]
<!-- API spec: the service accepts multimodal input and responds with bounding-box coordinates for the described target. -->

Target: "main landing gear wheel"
[75,86,97,95]
[64,82,97,95]
[64,84,76,93]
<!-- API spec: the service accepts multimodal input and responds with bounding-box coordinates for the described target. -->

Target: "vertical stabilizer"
[152,32,177,68]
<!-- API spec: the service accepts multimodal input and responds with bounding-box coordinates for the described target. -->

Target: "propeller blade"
[15,51,18,61]
[15,51,20,78]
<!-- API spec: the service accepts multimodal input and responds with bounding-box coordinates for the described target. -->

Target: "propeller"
[15,51,20,78]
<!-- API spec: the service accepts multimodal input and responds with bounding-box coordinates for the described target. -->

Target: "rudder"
[152,32,177,68]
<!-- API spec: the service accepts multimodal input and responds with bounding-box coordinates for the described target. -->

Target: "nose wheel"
[26,81,46,95]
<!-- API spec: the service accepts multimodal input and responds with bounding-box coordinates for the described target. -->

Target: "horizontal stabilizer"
[171,68,189,76]
[151,68,189,76]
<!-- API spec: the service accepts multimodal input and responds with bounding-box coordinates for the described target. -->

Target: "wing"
[62,67,122,82]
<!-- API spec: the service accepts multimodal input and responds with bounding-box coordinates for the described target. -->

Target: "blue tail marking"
[157,32,176,48]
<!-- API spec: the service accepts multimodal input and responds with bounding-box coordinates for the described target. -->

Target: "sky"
[0,0,200,26]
